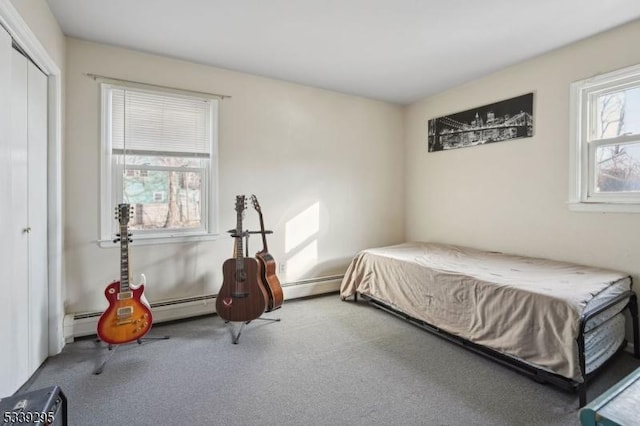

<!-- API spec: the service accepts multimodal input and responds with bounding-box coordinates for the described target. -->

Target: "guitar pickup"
[117,306,133,318]
[117,291,132,300]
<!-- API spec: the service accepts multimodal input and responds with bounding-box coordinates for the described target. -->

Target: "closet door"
[11,49,49,389]
[0,24,20,398]
[0,36,49,398]
[27,57,49,373]
[8,44,30,395]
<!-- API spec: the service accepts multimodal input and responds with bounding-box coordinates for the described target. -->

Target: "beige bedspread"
[340,242,631,381]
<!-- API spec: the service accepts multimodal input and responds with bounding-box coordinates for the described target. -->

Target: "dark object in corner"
[0,385,67,425]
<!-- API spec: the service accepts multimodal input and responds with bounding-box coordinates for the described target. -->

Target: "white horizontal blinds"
[111,87,211,156]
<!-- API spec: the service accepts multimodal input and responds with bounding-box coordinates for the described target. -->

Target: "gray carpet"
[21,294,640,425]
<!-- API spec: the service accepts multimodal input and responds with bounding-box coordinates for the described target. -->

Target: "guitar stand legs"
[226,316,281,344]
[232,322,246,344]
[93,344,120,375]
[93,335,170,375]
[137,335,171,342]
[255,316,281,322]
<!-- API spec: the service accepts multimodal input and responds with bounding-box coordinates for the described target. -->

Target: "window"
[100,82,219,245]
[570,63,640,212]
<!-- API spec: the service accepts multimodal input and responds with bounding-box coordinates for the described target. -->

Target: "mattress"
[585,312,626,374]
[340,242,632,382]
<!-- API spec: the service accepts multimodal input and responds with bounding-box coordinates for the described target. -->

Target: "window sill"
[568,201,640,213]
[97,232,221,248]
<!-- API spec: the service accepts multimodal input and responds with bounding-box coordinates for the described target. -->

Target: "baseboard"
[281,274,342,299]
[63,275,342,342]
[63,295,218,343]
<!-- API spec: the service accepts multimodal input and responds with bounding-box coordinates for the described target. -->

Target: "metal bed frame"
[350,289,639,408]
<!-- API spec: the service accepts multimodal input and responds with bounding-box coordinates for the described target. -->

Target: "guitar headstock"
[250,194,261,213]
[115,203,133,225]
[235,195,246,214]
[114,204,133,243]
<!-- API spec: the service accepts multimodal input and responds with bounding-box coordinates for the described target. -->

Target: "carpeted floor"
[21,293,640,425]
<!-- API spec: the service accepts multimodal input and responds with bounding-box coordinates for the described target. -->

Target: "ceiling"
[46,0,640,105]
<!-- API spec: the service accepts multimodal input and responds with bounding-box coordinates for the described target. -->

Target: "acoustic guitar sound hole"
[231,292,249,299]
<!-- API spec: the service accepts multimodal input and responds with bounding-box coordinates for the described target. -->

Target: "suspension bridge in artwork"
[430,111,533,151]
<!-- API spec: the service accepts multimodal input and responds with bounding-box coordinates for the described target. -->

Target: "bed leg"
[630,293,640,358]
[354,292,358,303]
[577,328,588,408]
[578,383,587,408]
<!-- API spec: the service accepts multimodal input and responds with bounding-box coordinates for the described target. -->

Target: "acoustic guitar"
[250,195,284,312]
[216,195,269,322]
[97,204,153,345]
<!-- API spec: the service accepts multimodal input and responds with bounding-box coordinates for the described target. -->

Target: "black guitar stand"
[93,334,170,375]
[223,228,281,344]
[225,316,281,344]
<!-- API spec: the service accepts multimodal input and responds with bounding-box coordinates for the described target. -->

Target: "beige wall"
[39,7,640,324]
[405,20,640,282]
[64,38,404,313]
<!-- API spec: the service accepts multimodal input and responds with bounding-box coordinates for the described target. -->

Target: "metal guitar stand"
[93,334,170,375]
[93,275,170,374]
[224,229,281,344]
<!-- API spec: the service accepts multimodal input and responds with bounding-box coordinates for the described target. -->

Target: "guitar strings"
[123,88,128,206]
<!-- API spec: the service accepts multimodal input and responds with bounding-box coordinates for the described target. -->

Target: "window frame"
[99,82,220,246]
[569,63,640,213]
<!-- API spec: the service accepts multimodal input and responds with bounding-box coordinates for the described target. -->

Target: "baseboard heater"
[63,274,343,342]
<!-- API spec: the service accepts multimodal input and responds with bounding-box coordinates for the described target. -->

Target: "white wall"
[405,20,640,285]
[64,38,404,314]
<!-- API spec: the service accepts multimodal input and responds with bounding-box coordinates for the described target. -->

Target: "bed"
[340,242,639,406]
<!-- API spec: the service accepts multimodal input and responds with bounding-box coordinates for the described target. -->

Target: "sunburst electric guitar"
[97,204,153,345]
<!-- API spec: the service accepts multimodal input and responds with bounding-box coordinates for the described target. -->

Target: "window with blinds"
[100,83,219,243]
[570,63,640,212]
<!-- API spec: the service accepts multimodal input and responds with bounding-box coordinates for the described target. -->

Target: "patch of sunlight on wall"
[287,240,318,279]
[285,202,319,253]
[284,202,320,280]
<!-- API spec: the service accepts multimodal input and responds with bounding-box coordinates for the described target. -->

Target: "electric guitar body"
[97,204,153,345]
[97,278,152,345]
[251,195,284,312]
[216,195,268,322]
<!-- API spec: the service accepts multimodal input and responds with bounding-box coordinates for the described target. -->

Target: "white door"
[8,44,30,396]
[0,23,20,398]
[27,56,49,374]
[0,32,49,397]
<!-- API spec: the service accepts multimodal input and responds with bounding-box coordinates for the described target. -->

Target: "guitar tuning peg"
[113,238,119,243]
[128,233,132,237]
[128,238,133,243]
